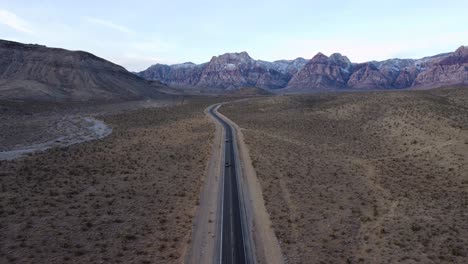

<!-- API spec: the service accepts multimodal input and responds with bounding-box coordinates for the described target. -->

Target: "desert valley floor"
[220,87,468,263]
[0,97,224,263]
[0,88,467,264]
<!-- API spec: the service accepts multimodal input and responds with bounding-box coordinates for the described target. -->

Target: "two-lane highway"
[209,104,249,264]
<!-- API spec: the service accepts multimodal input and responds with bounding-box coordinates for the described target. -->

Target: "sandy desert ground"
[220,87,468,263]
[0,98,223,263]
[0,99,176,155]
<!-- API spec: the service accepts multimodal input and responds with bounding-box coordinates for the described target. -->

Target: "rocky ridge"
[0,39,164,101]
[139,46,468,91]
[138,52,307,90]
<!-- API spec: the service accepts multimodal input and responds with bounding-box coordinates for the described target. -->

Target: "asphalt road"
[209,105,248,264]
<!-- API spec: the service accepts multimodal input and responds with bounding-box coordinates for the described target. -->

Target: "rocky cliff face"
[286,46,467,91]
[138,52,307,90]
[196,52,255,89]
[0,40,163,101]
[138,46,468,91]
[412,46,468,88]
[138,62,205,87]
[347,63,393,89]
[287,53,353,90]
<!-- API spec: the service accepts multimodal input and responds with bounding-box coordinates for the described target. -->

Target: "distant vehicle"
[225,162,230,167]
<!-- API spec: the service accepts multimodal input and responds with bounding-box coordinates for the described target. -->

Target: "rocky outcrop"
[0,40,163,101]
[412,46,468,88]
[196,52,255,89]
[347,63,391,89]
[262,58,308,76]
[138,62,205,87]
[287,53,353,90]
[393,67,420,88]
[138,52,306,90]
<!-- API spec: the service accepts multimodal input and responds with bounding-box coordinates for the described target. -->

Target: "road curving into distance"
[186,102,282,264]
[208,104,254,264]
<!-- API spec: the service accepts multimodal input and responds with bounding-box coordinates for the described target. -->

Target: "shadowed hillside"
[0,40,165,102]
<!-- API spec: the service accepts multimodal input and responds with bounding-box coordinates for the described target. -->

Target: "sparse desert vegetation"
[0,99,172,152]
[0,98,220,263]
[220,87,468,263]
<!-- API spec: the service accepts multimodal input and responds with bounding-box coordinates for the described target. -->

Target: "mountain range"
[138,52,307,91]
[0,39,466,102]
[0,40,164,101]
[138,46,468,92]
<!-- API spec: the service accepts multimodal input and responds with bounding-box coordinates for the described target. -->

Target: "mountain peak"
[455,45,468,56]
[329,53,352,66]
[171,62,196,69]
[210,51,254,64]
[314,52,327,57]
[310,52,329,63]
[330,53,347,60]
[221,51,252,59]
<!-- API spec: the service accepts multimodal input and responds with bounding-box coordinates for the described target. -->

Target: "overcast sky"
[1,0,468,71]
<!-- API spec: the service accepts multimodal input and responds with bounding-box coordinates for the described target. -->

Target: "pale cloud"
[85,17,135,35]
[0,9,35,34]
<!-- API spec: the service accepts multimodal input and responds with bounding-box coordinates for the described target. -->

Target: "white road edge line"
[217,104,225,264]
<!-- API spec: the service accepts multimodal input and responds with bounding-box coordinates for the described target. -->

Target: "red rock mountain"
[287,53,353,91]
[287,46,467,91]
[139,46,468,91]
[137,62,204,87]
[138,52,307,90]
[412,46,468,88]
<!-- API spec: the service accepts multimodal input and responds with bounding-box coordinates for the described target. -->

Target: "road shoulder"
[184,106,224,264]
